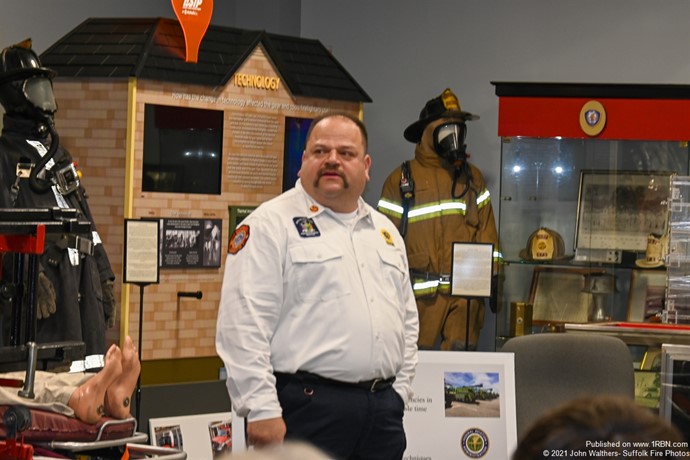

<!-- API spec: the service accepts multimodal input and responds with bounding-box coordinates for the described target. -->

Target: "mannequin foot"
[105,336,140,419]
[68,344,122,424]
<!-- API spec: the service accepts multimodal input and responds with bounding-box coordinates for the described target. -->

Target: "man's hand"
[247,417,286,448]
[36,271,56,319]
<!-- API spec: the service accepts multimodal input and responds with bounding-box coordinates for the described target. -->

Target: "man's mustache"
[314,167,349,188]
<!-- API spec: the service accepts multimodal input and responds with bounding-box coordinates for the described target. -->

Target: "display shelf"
[492,82,690,348]
[565,322,690,347]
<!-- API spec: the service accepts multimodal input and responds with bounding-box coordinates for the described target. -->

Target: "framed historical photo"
[627,269,667,322]
[574,170,672,253]
[450,242,494,298]
[150,411,233,458]
[528,267,606,324]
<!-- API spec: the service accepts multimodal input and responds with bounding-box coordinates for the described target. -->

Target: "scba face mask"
[433,122,467,164]
[23,77,57,114]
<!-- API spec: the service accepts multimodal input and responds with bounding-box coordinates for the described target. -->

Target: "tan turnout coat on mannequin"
[378,118,498,350]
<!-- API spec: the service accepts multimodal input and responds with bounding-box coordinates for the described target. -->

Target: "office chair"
[501,333,635,440]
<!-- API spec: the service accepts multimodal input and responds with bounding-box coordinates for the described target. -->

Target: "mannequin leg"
[105,335,141,419]
[67,344,122,423]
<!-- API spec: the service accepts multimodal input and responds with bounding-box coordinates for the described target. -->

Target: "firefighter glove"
[36,270,57,319]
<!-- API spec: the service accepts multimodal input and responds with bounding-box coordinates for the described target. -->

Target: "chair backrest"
[501,333,635,440]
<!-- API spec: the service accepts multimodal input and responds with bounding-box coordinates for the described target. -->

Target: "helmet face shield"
[433,122,467,164]
[23,77,56,114]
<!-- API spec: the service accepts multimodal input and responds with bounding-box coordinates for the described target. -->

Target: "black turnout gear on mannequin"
[0,41,115,355]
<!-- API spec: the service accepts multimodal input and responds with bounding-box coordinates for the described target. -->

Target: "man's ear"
[364,153,372,181]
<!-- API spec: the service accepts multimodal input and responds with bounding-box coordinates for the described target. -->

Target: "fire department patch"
[381,228,395,246]
[293,217,320,238]
[228,225,250,254]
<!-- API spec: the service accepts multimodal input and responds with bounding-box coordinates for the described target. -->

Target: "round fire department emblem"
[579,100,606,136]
[461,428,489,458]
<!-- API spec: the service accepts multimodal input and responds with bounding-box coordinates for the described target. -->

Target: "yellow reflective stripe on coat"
[477,188,491,210]
[378,190,492,223]
[377,198,404,218]
[412,276,451,297]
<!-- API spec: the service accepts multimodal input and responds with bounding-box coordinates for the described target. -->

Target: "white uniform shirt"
[216,180,419,422]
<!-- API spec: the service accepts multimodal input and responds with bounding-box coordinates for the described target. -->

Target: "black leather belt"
[275,371,395,393]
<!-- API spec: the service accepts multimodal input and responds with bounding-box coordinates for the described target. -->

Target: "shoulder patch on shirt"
[381,228,395,246]
[228,225,250,254]
[293,217,321,238]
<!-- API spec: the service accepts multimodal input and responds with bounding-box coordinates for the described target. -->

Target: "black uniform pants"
[276,373,406,460]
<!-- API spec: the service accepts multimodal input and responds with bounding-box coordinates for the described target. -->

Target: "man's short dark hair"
[513,395,686,460]
[305,111,368,152]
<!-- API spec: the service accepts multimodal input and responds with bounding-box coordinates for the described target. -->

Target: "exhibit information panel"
[403,351,517,460]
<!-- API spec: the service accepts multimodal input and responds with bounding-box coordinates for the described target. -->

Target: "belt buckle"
[370,378,382,392]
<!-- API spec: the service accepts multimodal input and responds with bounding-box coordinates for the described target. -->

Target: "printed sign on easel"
[403,351,517,459]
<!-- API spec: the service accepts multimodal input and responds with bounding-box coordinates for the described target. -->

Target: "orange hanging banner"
[171,0,213,63]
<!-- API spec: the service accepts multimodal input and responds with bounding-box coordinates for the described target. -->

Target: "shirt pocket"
[376,246,408,299]
[289,243,351,302]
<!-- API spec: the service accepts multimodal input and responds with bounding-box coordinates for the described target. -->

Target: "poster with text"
[403,351,517,459]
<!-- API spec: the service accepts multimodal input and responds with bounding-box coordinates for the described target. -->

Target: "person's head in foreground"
[217,441,332,460]
[513,394,687,460]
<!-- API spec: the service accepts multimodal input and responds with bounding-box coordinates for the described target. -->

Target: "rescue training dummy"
[0,40,116,356]
[378,88,499,350]
[0,336,140,423]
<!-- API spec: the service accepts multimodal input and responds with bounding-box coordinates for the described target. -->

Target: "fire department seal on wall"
[579,100,607,136]
[461,427,490,458]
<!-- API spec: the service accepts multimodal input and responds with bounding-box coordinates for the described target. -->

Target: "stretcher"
[0,405,186,459]
[0,210,187,459]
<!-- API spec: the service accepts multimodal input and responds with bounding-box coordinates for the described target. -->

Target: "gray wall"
[4,0,689,350]
[0,1,301,53]
[300,1,690,350]
[300,0,690,205]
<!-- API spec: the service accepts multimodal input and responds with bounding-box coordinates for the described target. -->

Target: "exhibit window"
[282,116,313,191]
[493,82,690,355]
[143,104,223,195]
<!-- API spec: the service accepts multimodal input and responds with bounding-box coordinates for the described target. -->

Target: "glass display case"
[492,82,690,349]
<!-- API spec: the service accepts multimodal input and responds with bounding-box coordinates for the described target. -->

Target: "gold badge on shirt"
[381,229,395,246]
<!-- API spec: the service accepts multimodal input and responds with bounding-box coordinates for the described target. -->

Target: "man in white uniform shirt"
[216,112,419,459]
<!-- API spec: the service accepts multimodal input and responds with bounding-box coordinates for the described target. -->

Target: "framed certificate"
[450,242,494,298]
[123,219,160,284]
